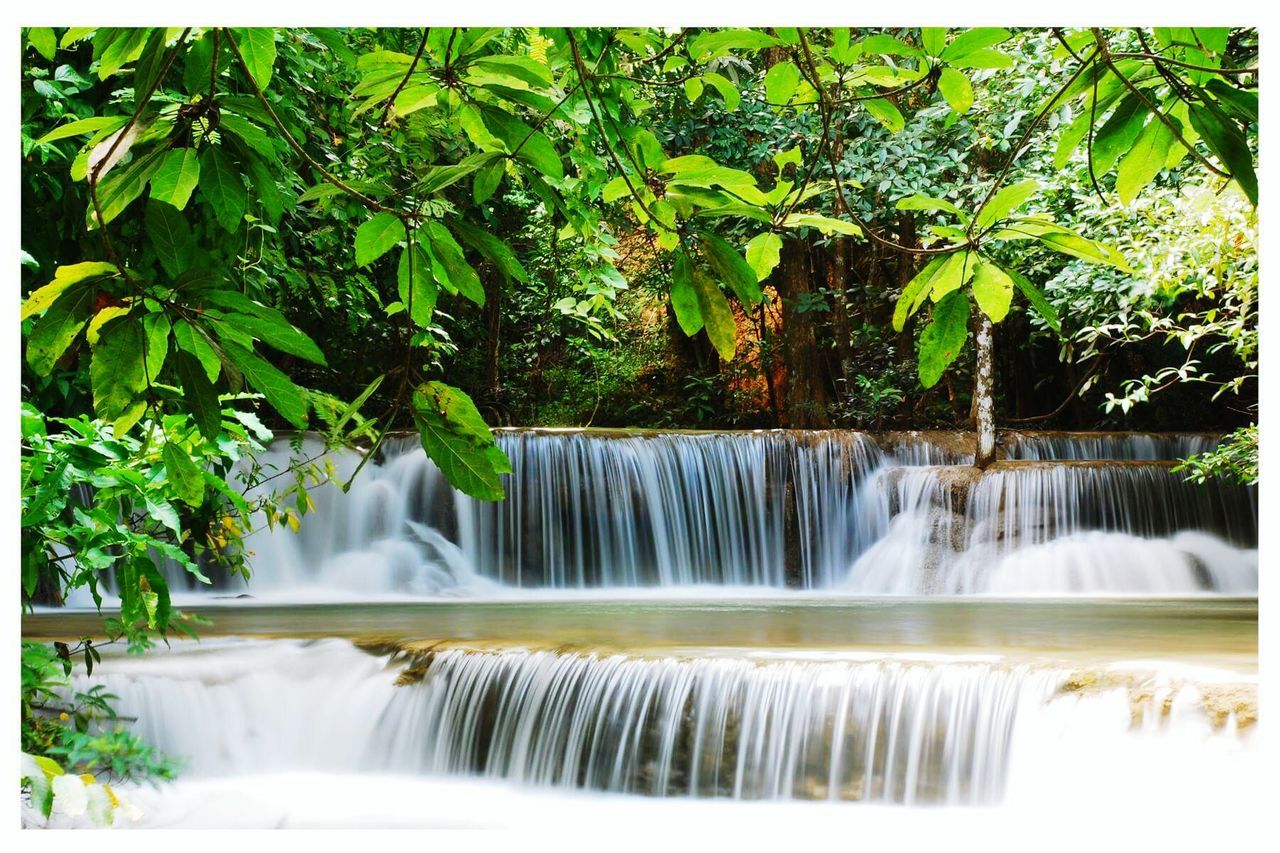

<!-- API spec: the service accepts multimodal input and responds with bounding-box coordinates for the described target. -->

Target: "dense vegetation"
[19,26,1257,824]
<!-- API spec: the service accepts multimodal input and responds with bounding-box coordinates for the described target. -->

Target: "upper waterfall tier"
[159,430,1254,598]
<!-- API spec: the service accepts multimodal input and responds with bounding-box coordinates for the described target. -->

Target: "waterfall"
[137,430,1259,598]
[69,639,1255,809]
[846,463,1257,594]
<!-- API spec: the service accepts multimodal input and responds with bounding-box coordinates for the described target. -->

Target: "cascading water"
[66,638,1256,811]
[208,430,1256,598]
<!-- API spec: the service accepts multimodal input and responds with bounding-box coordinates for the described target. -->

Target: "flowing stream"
[28,429,1259,829]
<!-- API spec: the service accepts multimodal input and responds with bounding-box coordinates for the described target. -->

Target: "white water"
[180,431,1255,599]
[55,638,1256,825]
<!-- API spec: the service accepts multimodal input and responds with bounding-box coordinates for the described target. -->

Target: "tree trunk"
[829,236,855,387]
[974,314,997,468]
[777,238,833,428]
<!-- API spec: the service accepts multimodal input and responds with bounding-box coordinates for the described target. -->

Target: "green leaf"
[33,116,128,147]
[473,161,504,204]
[411,381,509,501]
[162,442,205,506]
[25,281,98,374]
[1188,100,1257,206]
[744,233,783,282]
[1037,231,1131,272]
[198,146,247,232]
[396,243,437,327]
[921,28,948,56]
[970,257,1014,322]
[146,201,193,277]
[689,29,781,60]
[974,179,1038,229]
[217,313,326,365]
[1091,94,1149,175]
[939,28,1010,63]
[222,341,309,427]
[450,218,529,282]
[896,194,967,222]
[89,148,166,228]
[928,251,977,303]
[782,213,862,236]
[231,28,277,89]
[692,270,736,361]
[1115,118,1176,205]
[28,27,57,61]
[764,61,802,107]
[174,319,222,384]
[149,148,200,210]
[947,48,1014,70]
[425,221,485,306]
[669,252,703,336]
[893,255,947,331]
[1008,269,1062,335]
[918,290,969,388]
[479,106,563,179]
[701,72,740,111]
[22,262,117,320]
[90,320,147,423]
[863,98,904,133]
[937,68,974,114]
[355,212,406,267]
[143,311,171,380]
[699,231,762,306]
[173,350,221,440]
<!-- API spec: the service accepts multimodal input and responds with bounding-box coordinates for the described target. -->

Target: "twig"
[379,28,430,127]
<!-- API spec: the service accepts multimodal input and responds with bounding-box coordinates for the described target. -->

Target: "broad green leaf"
[685,77,704,102]
[28,27,57,61]
[1091,94,1149,176]
[142,311,170,380]
[669,253,703,335]
[222,341,309,427]
[970,257,1014,322]
[920,28,948,56]
[231,28,277,89]
[700,231,762,306]
[94,28,151,80]
[1115,118,1176,205]
[146,201,193,277]
[782,213,862,236]
[33,116,128,147]
[974,179,1038,229]
[173,350,221,439]
[26,281,97,374]
[86,305,131,345]
[22,262,118,320]
[149,148,200,210]
[1188,100,1257,206]
[692,270,736,361]
[450,218,529,283]
[764,62,802,107]
[89,148,165,228]
[937,68,974,114]
[918,290,969,388]
[480,106,563,179]
[396,243,438,326]
[1037,231,1131,272]
[745,232,783,282]
[928,251,977,302]
[473,161,504,204]
[1008,269,1062,335]
[173,319,222,382]
[939,28,1010,63]
[689,29,780,60]
[425,221,485,305]
[162,442,204,506]
[198,146,247,232]
[412,381,509,501]
[90,320,147,423]
[863,98,904,133]
[947,48,1013,70]
[217,313,325,365]
[1054,110,1093,170]
[702,72,741,111]
[893,255,947,331]
[355,212,406,267]
[859,34,922,57]
[896,194,967,222]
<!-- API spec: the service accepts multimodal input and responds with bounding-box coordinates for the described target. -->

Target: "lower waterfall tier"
[70,639,1256,809]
